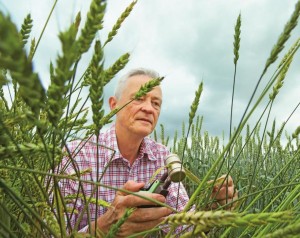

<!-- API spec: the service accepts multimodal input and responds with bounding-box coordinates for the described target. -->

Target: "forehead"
[123,74,162,98]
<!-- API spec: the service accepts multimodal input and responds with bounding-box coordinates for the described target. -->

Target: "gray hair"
[114,68,160,99]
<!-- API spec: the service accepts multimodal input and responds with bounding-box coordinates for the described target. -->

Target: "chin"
[136,128,153,137]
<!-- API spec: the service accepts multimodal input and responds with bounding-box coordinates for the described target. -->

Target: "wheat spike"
[89,40,105,133]
[0,12,45,117]
[264,1,300,73]
[189,82,203,126]
[47,14,81,125]
[106,208,135,238]
[265,221,300,238]
[103,1,137,47]
[77,0,106,54]
[233,13,241,65]
[0,143,61,157]
[20,14,33,47]
[164,210,292,232]
[104,53,130,85]
[269,56,293,100]
[277,38,300,69]
[133,77,164,99]
[292,126,300,139]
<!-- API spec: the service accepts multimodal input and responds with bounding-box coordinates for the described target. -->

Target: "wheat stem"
[31,0,58,59]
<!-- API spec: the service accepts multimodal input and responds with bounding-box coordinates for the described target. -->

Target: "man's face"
[110,74,162,138]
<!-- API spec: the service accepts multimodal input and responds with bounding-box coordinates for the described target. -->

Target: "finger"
[209,175,234,192]
[213,175,233,188]
[129,207,172,222]
[229,191,239,210]
[216,197,235,206]
[117,218,165,237]
[122,191,166,207]
[211,186,235,200]
[210,192,239,210]
[117,180,145,196]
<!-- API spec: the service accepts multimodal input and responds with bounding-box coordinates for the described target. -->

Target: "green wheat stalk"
[46,14,81,126]
[269,52,293,101]
[264,221,300,238]
[163,210,293,228]
[232,0,300,155]
[31,0,58,59]
[168,82,203,237]
[164,210,292,237]
[103,0,138,47]
[89,40,105,133]
[230,13,241,138]
[0,12,46,118]
[105,208,135,238]
[263,1,300,75]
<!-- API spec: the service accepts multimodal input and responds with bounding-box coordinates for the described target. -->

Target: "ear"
[109,96,117,110]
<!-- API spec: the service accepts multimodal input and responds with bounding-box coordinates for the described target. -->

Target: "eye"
[134,97,144,103]
[152,100,161,109]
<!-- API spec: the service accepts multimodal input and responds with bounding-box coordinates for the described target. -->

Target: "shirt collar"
[139,137,157,161]
[104,124,157,162]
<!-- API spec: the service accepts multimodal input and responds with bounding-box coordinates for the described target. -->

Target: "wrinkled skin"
[91,181,172,237]
[208,175,238,210]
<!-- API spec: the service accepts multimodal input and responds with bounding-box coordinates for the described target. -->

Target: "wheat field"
[1,0,300,237]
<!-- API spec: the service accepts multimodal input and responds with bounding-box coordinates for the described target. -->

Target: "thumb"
[118,180,145,196]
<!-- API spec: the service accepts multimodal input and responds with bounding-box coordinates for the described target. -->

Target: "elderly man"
[58,68,236,237]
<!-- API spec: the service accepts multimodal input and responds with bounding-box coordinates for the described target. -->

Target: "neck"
[115,126,143,165]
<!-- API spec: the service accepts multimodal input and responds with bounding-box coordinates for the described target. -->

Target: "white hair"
[114,68,160,99]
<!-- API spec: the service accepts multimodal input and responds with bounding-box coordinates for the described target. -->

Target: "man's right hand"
[91,180,172,237]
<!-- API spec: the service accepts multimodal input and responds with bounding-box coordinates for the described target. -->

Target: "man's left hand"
[208,174,238,211]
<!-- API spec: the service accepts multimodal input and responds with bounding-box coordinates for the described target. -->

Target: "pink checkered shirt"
[57,124,189,233]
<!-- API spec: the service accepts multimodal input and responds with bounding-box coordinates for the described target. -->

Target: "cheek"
[122,105,140,119]
[156,110,161,118]
[153,111,160,122]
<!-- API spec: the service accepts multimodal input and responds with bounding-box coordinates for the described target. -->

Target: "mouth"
[137,118,153,124]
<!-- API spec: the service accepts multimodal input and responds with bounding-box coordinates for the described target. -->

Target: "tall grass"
[1,0,300,237]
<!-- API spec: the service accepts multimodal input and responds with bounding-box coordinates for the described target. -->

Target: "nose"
[140,99,155,113]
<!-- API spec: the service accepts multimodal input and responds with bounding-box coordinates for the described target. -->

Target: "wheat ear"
[47,14,81,125]
[103,1,138,47]
[20,14,33,47]
[89,40,105,133]
[0,12,45,117]
[189,82,203,126]
[104,53,130,85]
[77,0,106,54]
[269,56,293,100]
[264,1,300,74]
[105,208,135,238]
[134,76,164,99]
[233,13,241,65]
[292,126,300,139]
[265,221,300,238]
[165,211,292,237]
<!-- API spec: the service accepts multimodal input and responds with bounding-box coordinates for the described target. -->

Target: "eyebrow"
[130,92,162,99]
[152,96,162,103]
